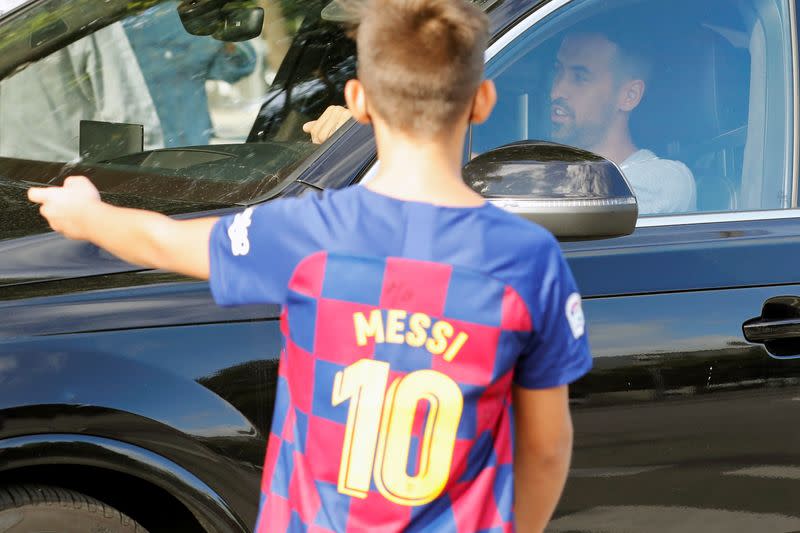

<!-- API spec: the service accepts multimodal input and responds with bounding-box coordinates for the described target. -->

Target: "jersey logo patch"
[566,292,585,339]
[228,207,253,256]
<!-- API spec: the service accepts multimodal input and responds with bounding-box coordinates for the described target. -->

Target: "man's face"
[550,33,620,149]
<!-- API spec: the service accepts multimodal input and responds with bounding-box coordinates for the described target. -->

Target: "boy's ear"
[344,79,372,125]
[469,80,497,125]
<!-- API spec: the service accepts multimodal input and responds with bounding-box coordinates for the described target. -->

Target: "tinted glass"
[0,0,356,208]
[472,0,794,216]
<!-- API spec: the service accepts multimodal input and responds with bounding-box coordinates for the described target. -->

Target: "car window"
[0,0,356,208]
[471,0,795,217]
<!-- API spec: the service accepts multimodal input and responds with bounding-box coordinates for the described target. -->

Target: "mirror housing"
[178,0,264,42]
[464,141,638,240]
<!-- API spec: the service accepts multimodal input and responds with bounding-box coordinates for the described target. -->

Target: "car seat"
[630,21,750,213]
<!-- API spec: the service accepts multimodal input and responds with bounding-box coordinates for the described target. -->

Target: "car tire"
[0,484,148,532]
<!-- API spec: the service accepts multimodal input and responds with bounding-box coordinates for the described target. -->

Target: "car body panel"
[0,278,280,336]
[559,218,800,528]
[0,320,280,527]
[564,217,800,296]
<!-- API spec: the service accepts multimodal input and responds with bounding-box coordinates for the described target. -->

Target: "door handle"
[743,318,800,343]
[743,296,800,357]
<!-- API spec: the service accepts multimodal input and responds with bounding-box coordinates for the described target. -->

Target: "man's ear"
[619,79,645,112]
[344,79,372,125]
[469,79,497,125]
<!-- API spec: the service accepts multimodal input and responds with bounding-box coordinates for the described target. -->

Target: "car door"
[472,0,800,530]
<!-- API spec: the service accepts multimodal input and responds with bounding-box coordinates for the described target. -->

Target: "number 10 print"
[331,359,464,506]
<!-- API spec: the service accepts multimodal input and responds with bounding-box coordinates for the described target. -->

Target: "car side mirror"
[463,140,638,240]
[178,0,264,42]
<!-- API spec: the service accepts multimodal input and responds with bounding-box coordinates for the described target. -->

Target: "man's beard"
[550,101,615,154]
[552,121,580,146]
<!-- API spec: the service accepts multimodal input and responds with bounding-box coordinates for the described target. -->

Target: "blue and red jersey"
[209,186,592,532]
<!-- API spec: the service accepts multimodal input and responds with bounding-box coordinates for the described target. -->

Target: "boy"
[28,0,592,531]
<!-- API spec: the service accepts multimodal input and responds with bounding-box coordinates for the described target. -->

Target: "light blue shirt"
[123,2,257,147]
[621,149,697,215]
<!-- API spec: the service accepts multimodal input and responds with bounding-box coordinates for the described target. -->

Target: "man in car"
[550,28,696,215]
[306,26,697,216]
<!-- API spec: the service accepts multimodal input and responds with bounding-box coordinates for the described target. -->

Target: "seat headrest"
[630,26,749,160]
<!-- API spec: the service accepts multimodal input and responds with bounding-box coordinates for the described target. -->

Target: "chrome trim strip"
[484,0,571,61]
[491,197,636,209]
[636,209,800,227]
[790,0,799,208]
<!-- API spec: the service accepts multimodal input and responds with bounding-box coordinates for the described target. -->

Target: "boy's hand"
[303,105,352,144]
[28,176,101,240]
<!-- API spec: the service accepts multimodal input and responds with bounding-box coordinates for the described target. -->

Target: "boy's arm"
[28,176,217,280]
[513,384,574,533]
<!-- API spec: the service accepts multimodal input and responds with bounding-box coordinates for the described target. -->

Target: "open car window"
[0,0,356,212]
[473,0,794,217]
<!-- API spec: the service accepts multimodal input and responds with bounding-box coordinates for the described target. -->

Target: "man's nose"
[551,75,567,102]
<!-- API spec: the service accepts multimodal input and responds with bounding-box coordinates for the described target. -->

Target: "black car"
[1,0,799,531]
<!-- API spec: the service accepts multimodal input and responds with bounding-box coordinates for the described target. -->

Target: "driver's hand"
[303,105,352,144]
[27,175,101,240]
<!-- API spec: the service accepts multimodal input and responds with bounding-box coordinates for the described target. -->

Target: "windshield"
[0,0,357,209]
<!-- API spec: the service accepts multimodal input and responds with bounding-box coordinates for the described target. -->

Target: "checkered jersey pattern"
[255,251,533,533]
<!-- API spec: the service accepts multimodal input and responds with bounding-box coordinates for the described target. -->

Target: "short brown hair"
[353,0,488,137]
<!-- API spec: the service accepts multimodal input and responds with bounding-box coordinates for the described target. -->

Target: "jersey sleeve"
[208,194,323,306]
[514,236,592,389]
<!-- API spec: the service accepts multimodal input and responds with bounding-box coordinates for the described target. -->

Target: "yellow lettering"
[426,320,453,355]
[354,310,385,346]
[405,313,431,348]
[386,310,407,344]
[442,332,469,362]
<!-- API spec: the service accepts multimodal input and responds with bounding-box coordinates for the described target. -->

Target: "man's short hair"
[353,0,488,137]
[610,35,651,85]
[565,19,652,85]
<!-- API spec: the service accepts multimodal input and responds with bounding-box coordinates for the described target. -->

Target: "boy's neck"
[365,122,485,207]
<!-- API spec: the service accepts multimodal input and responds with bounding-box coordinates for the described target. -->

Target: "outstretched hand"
[302,105,353,144]
[27,176,101,240]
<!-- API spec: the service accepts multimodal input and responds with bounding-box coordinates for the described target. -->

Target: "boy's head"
[344,0,495,139]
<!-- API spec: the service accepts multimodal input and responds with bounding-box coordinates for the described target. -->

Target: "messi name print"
[257,252,534,531]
